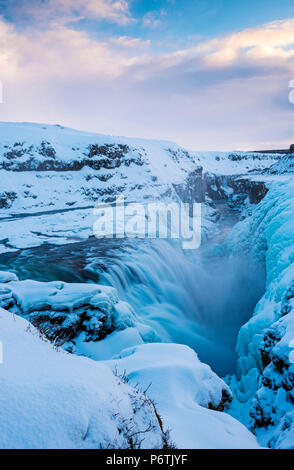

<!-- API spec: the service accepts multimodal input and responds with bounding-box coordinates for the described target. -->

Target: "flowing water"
[0,203,265,376]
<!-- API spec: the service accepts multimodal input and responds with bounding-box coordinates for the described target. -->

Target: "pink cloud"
[0,16,294,150]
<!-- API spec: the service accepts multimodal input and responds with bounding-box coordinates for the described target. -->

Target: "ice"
[0,278,156,349]
[226,180,294,446]
[0,299,261,449]
[1,121,293,448]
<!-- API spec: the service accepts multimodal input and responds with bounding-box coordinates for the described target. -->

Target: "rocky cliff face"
[1,141,146,172]
[203,173,269,207]
[225,180,294,448]
[0,278,139,347]
[0,122,279,253]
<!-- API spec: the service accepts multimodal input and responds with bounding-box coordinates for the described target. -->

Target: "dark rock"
[208,388,233,412]
[0,191,17,209]
[173,167,204,204]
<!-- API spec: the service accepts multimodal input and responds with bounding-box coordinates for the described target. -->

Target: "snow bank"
[0,271,18,283]
[0,307,168,449]
[104,343,260,449]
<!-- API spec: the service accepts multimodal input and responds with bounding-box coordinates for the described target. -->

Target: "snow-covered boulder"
[0,307,170,449]
[0,278,159,353]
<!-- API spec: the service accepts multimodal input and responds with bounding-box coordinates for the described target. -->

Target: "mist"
[96,238,266,376]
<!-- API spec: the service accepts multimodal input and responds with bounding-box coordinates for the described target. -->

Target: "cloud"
[142,9,167,28]
[0,19,139,81]
[196,18,294,68]
[0,15,294,149]
[2,0,134,26]
[110,36,150,49]
[124,17,294,93]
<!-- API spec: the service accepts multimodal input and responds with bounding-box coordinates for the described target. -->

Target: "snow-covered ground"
[104,343,259,449]
[0,307,168,449]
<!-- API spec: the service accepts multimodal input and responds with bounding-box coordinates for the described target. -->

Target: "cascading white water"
[94,237,265,376]
[0,205,265,376]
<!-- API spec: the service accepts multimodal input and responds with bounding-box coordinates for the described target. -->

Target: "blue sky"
[4,0,294,49]
[0,0,294,149]
[93,0,294,48]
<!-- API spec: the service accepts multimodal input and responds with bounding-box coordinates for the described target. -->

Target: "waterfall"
[0,212,265,377]
[92,237,265,376]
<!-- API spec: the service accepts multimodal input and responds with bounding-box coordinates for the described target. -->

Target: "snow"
[0,302,260,449]
[75,327,144,361]
[5,279,119,314]
[0,271,18,283]
[0,277,158,350]
[0,121,284,252]
[0,307,166,449]
[226,179,294,447]
[251,309,294,448]
[191,150,281,175]
[103,343,260,449]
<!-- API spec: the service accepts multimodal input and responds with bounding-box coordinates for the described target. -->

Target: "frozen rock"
[0,278,150,350]
[227,180,294,447]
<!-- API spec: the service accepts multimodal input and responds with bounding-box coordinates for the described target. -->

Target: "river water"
[0,203,265,376]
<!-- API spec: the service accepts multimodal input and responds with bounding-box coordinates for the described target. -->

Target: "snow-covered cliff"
[227,180,294,448]
[0,122,282,252]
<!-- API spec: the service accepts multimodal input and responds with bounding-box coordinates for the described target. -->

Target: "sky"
[0,0,294,150]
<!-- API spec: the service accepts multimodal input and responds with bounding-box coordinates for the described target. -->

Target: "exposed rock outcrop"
[0,277,142,350]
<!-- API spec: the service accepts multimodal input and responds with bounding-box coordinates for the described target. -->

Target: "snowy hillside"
[0,122,285,252]
[0,122,199,211]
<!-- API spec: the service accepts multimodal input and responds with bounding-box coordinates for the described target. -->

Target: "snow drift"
[0,307,169,449]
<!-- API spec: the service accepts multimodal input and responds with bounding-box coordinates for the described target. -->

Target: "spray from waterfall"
[94,238,265,376]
